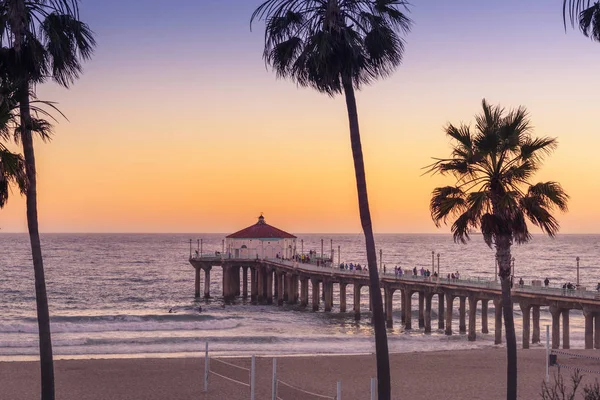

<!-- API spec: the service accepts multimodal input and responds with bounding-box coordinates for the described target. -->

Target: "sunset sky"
[1,0,599,234]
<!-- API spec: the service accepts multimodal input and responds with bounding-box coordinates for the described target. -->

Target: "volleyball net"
[545,327,600,380]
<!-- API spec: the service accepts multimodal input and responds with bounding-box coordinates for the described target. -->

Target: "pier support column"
[445,293,454,335]
[459,297,466,333]
[256,267,264,304]
[595,314,600,349]
[250,268,257,303]
[277,273,284,306]
[481,300,489,334]
[385,288,394,328]
[293,275,300,304]
[234,267,240,296]
[532,306,540,344]
[223,266,234,303]
[324,281,333,312]
[549,306,561,350]
[194,267,201,298]
[584,310,594,350]
[562,309,570,350]
[266,268,273,305]
[468,297,477,342]
[438,293,445,330]
[203,267,212,299]
[340,283,347,313]
[311,279,320,312]
[418,292,425,329]
[273,270,279,300]
[300,278,308,308]
[405,291,412,330]
[353,283,361,320]
[242,266,248,298]
[399,289,405,322]
[494,298,503,345]
[282,273,289,303]
[520,303,531,349]
[424,293,433,334]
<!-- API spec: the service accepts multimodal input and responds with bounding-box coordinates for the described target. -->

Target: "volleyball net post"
[204,342,209,392]
[546,325,550,382]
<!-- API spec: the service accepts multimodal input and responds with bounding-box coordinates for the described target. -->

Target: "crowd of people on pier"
[338,263,368,272]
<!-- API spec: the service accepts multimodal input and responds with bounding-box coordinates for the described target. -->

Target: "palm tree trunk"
[19,82,55,400]
[342,76,391,400]
[496,234,517,400]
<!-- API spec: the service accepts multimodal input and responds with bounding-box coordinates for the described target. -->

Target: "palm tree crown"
[427,100,569,264]
[251,0,411,95]
[563,0,600,41]
[0,0,95,87]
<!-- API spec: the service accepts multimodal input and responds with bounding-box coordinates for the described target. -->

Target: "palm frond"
[564,0,600,41]
[0,145,26,206]
[429,186,466,227]
[527,182,569,212]
[520,196,561,237]
[519,136,557,163]
[41,12,96,87]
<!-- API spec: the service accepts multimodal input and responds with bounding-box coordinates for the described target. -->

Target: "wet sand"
[2,348,600,399]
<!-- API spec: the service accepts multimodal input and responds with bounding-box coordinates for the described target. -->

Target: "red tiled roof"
[226,216,296,239]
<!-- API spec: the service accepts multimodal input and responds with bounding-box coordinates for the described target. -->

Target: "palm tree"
[0,2,95,398]
[563,0,600,41]
[427,99,569,400]
[251,1,411,398]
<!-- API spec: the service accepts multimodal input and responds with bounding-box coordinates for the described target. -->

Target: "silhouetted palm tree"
[251,1,411,398]
[563,0,600,41]
[427,99,568,400]
[0,2,95,398]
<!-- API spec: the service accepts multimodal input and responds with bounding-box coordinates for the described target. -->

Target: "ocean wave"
[0,315,240,334]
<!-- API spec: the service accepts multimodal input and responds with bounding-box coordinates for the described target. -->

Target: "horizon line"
[0,232,598,235]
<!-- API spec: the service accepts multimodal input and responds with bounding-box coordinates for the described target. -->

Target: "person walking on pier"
[544,278,550,287]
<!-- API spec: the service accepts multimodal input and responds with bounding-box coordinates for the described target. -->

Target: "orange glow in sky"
[1,1,599,234]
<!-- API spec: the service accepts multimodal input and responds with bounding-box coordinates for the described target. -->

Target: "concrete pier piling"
[459,297,467,334]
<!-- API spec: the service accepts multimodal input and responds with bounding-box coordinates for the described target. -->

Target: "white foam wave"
[0,318,240,334]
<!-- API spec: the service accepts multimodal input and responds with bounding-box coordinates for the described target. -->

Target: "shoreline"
[4,348,600,399]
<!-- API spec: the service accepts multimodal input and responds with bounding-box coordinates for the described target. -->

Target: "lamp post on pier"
[576,256,580,286]
[321,238,324,259]
[301,239,304,256]
[379,249,383,273]
[338,245,341,266]
[431,251,434,271]
[200,239,203,257]
[511,257,515,277]
[437,253,440,276]
[189,239,192,259]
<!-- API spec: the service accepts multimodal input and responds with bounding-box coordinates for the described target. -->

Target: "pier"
[190,254,600,350]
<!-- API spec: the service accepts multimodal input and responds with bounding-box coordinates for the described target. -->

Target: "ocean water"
[0,233,598,361]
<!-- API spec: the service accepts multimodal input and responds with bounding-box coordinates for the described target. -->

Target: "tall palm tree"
[427,99,569,400]
[563,0,600,41]
[251,1,411,398]
[0,2,95,398]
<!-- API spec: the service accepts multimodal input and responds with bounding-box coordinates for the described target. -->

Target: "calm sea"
[0,233,598,361]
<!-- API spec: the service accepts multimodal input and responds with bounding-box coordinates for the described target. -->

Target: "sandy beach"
[3,348,600,400]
